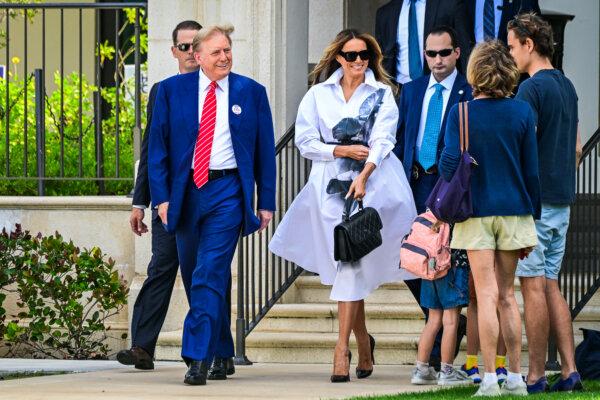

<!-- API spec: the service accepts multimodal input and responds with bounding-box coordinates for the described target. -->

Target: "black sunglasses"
[338,50,372,62]
[176,43,193,52]
[425,48,455,58]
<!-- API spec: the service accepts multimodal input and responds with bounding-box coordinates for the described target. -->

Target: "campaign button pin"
[232,105,242,115]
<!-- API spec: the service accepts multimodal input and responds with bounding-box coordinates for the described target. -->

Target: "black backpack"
[575,328,600,380]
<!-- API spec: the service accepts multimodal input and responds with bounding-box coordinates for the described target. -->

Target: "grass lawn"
[348,380,600,400]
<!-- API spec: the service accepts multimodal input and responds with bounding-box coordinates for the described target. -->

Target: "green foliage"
[0,68,147,195]
[0,224,128,359]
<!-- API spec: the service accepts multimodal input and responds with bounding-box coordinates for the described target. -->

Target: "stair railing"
[235,124,309,364]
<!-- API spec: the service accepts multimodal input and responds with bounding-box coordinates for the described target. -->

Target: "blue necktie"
[419,83,445,171]
[408,0,422,80]
[483,0,495,40]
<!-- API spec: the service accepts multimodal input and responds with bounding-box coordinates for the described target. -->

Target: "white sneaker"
[473,381,501,397]
[438,367,473,386]
[411,367,438,385]
[501,379,528,396]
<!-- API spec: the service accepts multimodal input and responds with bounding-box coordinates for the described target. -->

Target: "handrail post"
[34,68,45,196]
[235,236,252,365]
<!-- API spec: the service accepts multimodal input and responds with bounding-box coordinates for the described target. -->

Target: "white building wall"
[541,0,600,142]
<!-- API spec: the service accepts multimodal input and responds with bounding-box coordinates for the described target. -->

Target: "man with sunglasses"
[393,25,472,372]
[120,20,244,377]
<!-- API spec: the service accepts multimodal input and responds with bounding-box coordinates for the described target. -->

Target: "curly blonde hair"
[309,29,397,95]
[467,40,520,98]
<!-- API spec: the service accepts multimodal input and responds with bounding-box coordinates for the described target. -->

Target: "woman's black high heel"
[330,350,352,383]
[356,334,375,379]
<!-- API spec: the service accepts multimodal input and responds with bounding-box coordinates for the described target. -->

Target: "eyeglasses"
[425,48,455,58]
[175,43,193,52]
[338,50,372,62]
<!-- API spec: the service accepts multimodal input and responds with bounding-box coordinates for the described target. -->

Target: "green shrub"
[0,67,147,196]
[0,224,128,359]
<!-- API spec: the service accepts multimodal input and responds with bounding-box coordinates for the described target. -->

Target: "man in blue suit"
[149,24,276,385]
[394,26,472,370]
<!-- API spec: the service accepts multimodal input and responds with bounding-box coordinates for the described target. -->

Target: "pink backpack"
[399,210,451,280]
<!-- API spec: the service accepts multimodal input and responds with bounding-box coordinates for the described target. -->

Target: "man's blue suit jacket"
[148,70,276,236]
[393,72,473,181]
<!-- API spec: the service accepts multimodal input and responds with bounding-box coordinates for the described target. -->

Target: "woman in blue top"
[438,41,541,397]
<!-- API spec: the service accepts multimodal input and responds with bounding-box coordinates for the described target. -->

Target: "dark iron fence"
[0,2,146,195]
[235,125,309,364]
[547,126,600,368]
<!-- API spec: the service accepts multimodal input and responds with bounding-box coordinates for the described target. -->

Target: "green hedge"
[0,69,147,195]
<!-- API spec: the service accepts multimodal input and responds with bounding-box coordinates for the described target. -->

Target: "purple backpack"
[425,102,477,223]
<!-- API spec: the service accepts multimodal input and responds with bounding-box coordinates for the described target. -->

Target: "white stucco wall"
[540,0,600,143]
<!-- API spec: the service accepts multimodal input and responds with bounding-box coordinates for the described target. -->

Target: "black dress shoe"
[226,357,235,375]
[208,358,228,380]
[330,350,352,383]
[356,334,375,379]
[116,346,154,370]
[184,360,208,385]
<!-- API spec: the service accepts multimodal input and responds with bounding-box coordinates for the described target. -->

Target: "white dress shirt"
[396,0,426,84]
[295,68,398,168]
[192,69,237,170]
[416,68,458,152]
[474,0,503,43]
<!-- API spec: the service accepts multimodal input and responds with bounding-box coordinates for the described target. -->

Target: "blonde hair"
[467,40,520,98]
[309,29,397,95]
[192,23,234,52]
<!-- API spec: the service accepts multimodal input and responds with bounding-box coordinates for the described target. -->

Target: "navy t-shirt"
[516,69,578,205]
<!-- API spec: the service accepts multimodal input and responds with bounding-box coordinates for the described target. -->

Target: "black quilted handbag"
[334,200,383,263]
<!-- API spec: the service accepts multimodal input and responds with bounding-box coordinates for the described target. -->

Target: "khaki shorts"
[451,215,538,251]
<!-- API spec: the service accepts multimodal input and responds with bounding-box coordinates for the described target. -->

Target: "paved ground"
[0,360,441,400]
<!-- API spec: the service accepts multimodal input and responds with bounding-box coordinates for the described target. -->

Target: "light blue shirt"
[474,0,503,43]
[416,69,458,151]
[396,0,425,84]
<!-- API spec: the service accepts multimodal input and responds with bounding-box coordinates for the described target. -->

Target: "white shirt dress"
[269,68,417,301]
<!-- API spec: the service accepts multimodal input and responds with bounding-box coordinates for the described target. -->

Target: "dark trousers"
[177,174,242,362]
[130,210,179,357]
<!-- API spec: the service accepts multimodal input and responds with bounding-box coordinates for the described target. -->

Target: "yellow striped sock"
[495,355,506,369]
[466,355,478,370]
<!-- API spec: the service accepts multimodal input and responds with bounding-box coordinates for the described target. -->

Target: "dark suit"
[466,0,541,45]
[149,70,276,362]
[375,0,472,82]
[394,72,472,211]
[130,83,179,358]
[394,71,472,362]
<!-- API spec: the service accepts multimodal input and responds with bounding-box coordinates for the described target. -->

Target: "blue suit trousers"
[176,174,243,362]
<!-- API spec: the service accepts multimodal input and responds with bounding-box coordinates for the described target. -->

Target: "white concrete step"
[160,330,584,365]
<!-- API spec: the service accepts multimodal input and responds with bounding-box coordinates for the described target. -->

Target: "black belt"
[412,163,437,180]
[208,168,238,181]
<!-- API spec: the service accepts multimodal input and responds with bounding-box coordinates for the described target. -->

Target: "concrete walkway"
[0,360,444,400]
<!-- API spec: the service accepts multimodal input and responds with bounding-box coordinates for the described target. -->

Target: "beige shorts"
[451,215,538,251]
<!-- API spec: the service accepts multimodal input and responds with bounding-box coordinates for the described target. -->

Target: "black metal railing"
[235,125,310,364]
[0,3,146,195]
[562,126,600,317]
[546,126,600,369]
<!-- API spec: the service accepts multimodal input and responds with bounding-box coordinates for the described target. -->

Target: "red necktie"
[193,81,218,188]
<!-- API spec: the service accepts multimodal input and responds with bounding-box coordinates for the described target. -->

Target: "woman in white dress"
[269,29,416,382]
